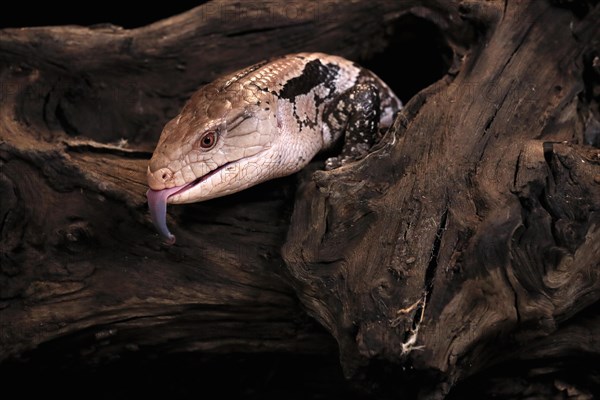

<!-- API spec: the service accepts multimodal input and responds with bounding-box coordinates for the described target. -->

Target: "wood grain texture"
[282,0,600,395]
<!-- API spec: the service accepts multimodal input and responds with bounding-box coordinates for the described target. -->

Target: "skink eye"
[198,131,217,150]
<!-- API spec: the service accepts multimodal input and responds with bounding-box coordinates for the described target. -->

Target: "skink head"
[147,84,281,205]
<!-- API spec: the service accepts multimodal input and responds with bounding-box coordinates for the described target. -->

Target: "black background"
[0,2,205,29]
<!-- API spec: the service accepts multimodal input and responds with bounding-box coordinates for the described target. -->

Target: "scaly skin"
[147,52,401,243]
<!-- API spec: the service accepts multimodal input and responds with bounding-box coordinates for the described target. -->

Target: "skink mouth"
[169,161,233,200]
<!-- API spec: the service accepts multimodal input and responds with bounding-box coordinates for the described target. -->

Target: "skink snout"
[147,166,174,191]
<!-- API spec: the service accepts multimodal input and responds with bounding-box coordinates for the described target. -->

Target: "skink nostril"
[159,169,172,182]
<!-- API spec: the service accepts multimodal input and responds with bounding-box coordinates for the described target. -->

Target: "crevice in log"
[581,49,600,147]
[364,13,454,102]
[63,138,151,158]
[55,102,81,137]
[225,24,310,38]
[402,206,449,355]
[424,206,448,301]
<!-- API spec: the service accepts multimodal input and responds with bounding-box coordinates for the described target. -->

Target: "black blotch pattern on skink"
[323,82,381,170]
[314,63,343,107]
[279,59,340,101]
[356,69,401,116]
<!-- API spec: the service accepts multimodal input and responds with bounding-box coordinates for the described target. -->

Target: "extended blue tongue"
[147,187,181,245]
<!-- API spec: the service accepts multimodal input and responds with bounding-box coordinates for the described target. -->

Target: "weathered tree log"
[1,0,599,399]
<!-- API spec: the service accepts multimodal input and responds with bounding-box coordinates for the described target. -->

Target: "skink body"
[147,52,402,243]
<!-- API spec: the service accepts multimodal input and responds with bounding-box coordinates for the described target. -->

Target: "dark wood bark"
[1,1,599,399]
